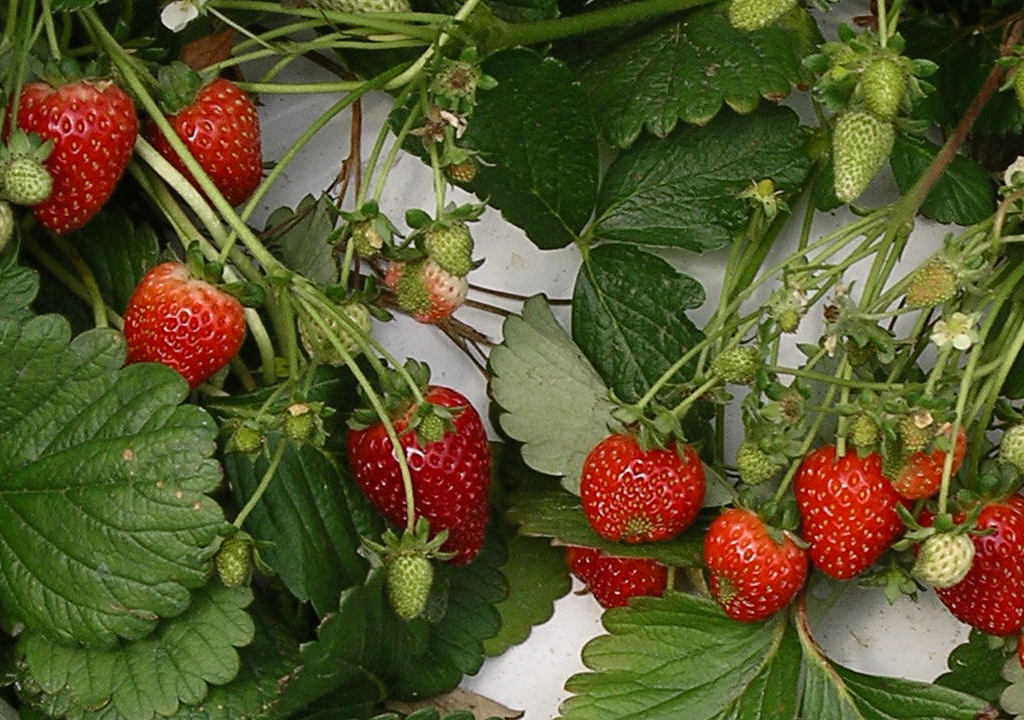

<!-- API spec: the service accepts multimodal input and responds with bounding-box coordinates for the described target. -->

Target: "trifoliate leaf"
[0,315,225,647]
[264,194,339,286]
[489,296,616,495]
[594,106,811,251]
[890,135,996,226]
[573,244,704,404]
[223,433,368,616]
[464,49,599,250]
[19,586,255,720]
[506,489,706,567]
[796,603,989,719]
[483,532,571,657]
[936,629,1012,704]
[558,593,800,719]
[568,3,819,147]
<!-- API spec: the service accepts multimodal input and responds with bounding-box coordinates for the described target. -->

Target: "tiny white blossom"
[1005,156,1024,189]
[161,0,204,32]
[931,312,979,351]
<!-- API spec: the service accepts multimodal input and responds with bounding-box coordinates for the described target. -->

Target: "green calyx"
[364,518,455,621]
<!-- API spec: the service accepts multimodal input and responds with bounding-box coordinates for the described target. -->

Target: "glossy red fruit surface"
[565,546,668,609]
[890,426,967,500]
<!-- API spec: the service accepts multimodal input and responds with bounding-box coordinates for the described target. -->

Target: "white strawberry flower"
[161,0,206,32]
[1004,156,1024,189]
[931,312,979,351]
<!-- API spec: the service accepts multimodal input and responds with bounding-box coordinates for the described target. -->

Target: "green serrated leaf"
[573,244,704,404]
[390,526,506,698]
[0,315,225,648]
[19,586,255,720]
[505,489,706,567]
[569,4,819,147]
[463,49,599,250]
[265,194,339,286]
[594,106,811,251]
[489,296,617,494]
[223,433,368,616]
[67,208,161,314]
[889,135,996,226]
[935,629,1011,704]
[558,593,800,719]
[0,248,38,322]
[796,605,989,719]
[50,0,107,9]
[482,532,571,657]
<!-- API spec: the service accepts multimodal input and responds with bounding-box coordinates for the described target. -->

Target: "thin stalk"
[384,0,483,90]
[372,91,423,202]
[235,80,367,94]
[41,0,60,58]
[22,235,122,328]
[233,441,287,528]
[357,81,416,206]
[212,0,445,38]
[53,236,108,329]
[766,366,908,391]
[775,383,840,503]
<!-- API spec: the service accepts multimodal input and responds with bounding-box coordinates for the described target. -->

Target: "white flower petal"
[161,1,200,32]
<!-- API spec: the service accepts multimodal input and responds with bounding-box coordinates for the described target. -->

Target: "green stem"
[234,80,367,94]
[671,375,720,420]
[207,5,281,51]
[939,343,983,514]
[923,344,953,397]
[233,440,287,528]
[41,0,60,58]
[212,0,445,37]
[485,0,715,51]
[22,235,122,328]
[357,82,416,206]
[774,383,840,503]
[766,366,907,391]
[372,90,424,202]
[834,359,853,457]
[384,0,483,90]
[53,236,108,329]
[877,0,888,47]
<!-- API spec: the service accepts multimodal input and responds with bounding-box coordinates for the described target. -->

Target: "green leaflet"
[464,49,600,250]
[488,295,616,495]
[935,629,1012,705]
[568,4,819,147]
[889,135,996,225]
[264,194,340,286]
[572,243,704,404]
[0,245,38,322]
[0,315,225,648]
[594,106,811,251]
[19,586,255,720]
[559,593,800,719]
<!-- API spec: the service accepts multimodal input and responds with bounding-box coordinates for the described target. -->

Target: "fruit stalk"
[232,439,287,528]
[51,236,107,329]
[211,0,446,39]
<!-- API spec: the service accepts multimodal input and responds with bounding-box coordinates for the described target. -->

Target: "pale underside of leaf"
[489,295,616,494]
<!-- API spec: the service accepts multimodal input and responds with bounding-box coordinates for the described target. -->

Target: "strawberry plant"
[5,0,1024,718]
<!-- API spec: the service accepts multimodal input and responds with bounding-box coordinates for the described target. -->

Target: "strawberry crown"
[153,61,218,116]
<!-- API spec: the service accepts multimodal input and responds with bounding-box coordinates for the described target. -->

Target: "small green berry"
[1001,425,1024,475]
[899,415,932,454]
[861,56,906,120]
[299,301,371,366]
[711,346,759,385]
[350,219,384,258]
[833,110,895,204]
[905,258,960,309]
[776,308,800,333]
[728,0,797,31]
[912,532,974,589]
[2,156,53,206]
[850,414,879,452]
[417,413,446,445]
[422,221,474,277]
[230,426,263,454]
[386,553,434,621]
[444,159,478,184]
[216,537,252,588]
[736,441,781,485]
[284,412,315,442]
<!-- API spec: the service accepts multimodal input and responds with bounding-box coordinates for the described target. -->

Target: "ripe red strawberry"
[704,508,808,622]
[794,446,903,579]
[123,262,246,389]
[565,546,668,609]
[346,386,491,565]
[580,433,705,543]
[890,425,967,500]
[14,79,137,233]
[145,77,262,207]
[934,495,1024,636]
[384,258,467,323]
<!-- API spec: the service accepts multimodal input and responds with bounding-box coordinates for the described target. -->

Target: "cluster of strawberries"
[567,422,1024,653]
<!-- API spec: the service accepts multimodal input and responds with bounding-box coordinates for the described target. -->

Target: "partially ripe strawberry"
[146,77,262,207]
[566,546,668,609]
[704,508,808,622]
[890,425,967,500]
[832,110,895,204]
[794,446,903,579]
[934,496,1024,636]
[385,258,468,323]
[123,262,246,389]
[346,386,491,564]
[581,433,705,543]
[14,79,138,233]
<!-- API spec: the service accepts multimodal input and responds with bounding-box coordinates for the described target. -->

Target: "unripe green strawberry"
[386,553,434,620]
[832,110,895,203]
[1001,425,1024,475]
[861,57,906,120]
[417,413,446,444]
[712,346,759,385]
[284,412,315,442]
[0,201,13,252]
[298,301,371,366]
[912,532,975,589]
[736,441,781,485]
[728,0,797,31]
[850,414,879,452]
[432,61,480,99]
[350,219,383,258]
[423,221,473,277]
[2,156,53,206]
[216,537,252,588]
[776,308,800,333]
[314,0,411,12]
[905,258,960,309]
[230,425,263,454]
[444,159,478,185]
[900,415,932,454]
